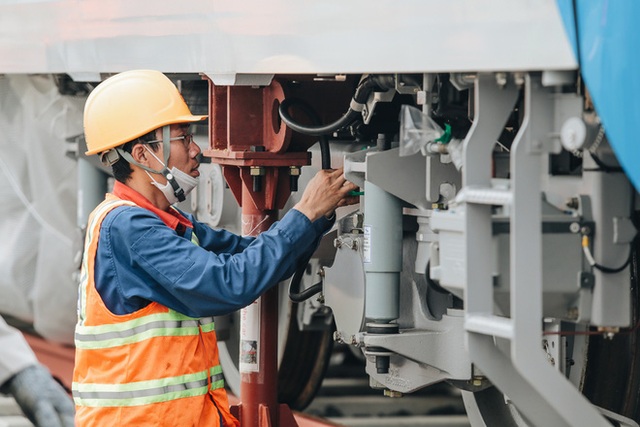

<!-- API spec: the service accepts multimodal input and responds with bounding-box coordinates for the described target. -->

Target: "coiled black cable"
[279,99,359,137]
[278,98,331,170]
[278,74,395,137]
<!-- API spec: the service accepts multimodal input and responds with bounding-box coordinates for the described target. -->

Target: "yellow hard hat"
[84,70,207,155]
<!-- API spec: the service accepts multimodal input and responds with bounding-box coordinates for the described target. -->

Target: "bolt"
[495,72,508,87]
[289,166,300,192]
[514,72,525,86]
[566,197,580,210]
[569,222,581,234]
[333,238,342,249]
[597,327,619,340]
[580,226,591,235]
[567,307,579,320]
[250,166,265,176]
[289,166,300,176]
[383,389,403,398]
[253,175,262,193]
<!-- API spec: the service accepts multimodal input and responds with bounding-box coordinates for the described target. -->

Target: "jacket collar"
[112,181,193,231]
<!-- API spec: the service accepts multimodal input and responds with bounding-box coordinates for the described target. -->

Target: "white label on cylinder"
[363,225,371,263]
[239,299,260,372]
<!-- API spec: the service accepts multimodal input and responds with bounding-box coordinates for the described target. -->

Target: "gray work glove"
[0,364,75,427]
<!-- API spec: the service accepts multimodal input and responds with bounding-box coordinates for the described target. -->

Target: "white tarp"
[0,75,83,344]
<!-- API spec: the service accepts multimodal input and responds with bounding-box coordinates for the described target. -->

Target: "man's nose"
[190,140,201,157]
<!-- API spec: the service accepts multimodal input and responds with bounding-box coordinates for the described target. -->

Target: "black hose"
[279,100,359,137]
[288,261,323,303]
[352,74,395,104]
[587,151,624,173]
[278,98,331,169]
[278,74,395,138]
[319,138,331,170]
[594,250,633,274]
[290,282,323,303]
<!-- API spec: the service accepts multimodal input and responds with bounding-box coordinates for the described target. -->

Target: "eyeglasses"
[146,134,194,150]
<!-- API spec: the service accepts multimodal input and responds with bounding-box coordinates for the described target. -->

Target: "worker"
[0,316,75,427]
[72,69,358,427]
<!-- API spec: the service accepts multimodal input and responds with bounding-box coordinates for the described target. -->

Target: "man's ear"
[130,144,149,166]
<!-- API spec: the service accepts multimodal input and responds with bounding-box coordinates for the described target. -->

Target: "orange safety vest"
[72,195,239,427]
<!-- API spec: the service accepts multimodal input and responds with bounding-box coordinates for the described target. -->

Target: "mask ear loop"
[115,125,186,202]
[159,124,185,201]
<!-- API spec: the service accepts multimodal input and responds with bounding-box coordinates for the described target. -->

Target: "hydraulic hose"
[288,261,322,303]
[279,99,359,137]
[278,98,331,169]
[278,74,395,138]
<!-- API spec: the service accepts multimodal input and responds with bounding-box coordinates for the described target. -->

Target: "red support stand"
[238,194,280,426]
[204,77,306,427]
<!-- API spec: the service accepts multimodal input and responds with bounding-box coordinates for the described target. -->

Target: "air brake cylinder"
[363,181,403,373]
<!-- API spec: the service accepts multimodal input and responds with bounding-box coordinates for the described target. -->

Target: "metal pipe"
[239,188,278,426]
[77,158,107,228]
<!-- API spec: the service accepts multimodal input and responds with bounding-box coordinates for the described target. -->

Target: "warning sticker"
[239,300,260,372]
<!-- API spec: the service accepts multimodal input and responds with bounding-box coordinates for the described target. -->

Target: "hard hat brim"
[85,114,208,156]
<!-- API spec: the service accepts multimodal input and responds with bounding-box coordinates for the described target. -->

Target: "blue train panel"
[557,0,640,191]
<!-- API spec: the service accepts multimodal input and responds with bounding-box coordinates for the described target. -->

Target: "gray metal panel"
[0,0,576,76]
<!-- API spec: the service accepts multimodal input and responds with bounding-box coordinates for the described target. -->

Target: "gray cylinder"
[363,181,403,323]
[77,158,107,227]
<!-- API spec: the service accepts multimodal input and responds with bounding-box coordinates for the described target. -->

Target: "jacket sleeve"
[0,317,37,386]
[97,207,330,317]
[188,216,254,254]
[188,212,335,284]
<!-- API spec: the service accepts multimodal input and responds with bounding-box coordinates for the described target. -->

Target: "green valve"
[349,190,365,197]
[434,123,452,144]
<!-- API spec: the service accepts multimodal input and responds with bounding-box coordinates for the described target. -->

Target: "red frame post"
[204,77,305,426]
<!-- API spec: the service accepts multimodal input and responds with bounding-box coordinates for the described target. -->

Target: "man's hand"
[1,364,75,427]
[293,168,360,222]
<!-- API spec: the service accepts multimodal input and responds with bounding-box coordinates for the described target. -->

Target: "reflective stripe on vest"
[73,366,224,407]
[75,314,215,349]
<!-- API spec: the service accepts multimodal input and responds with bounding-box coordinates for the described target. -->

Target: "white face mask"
[144,146,198,205]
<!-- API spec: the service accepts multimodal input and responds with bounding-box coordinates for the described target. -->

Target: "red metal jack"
[203,77,307,427]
